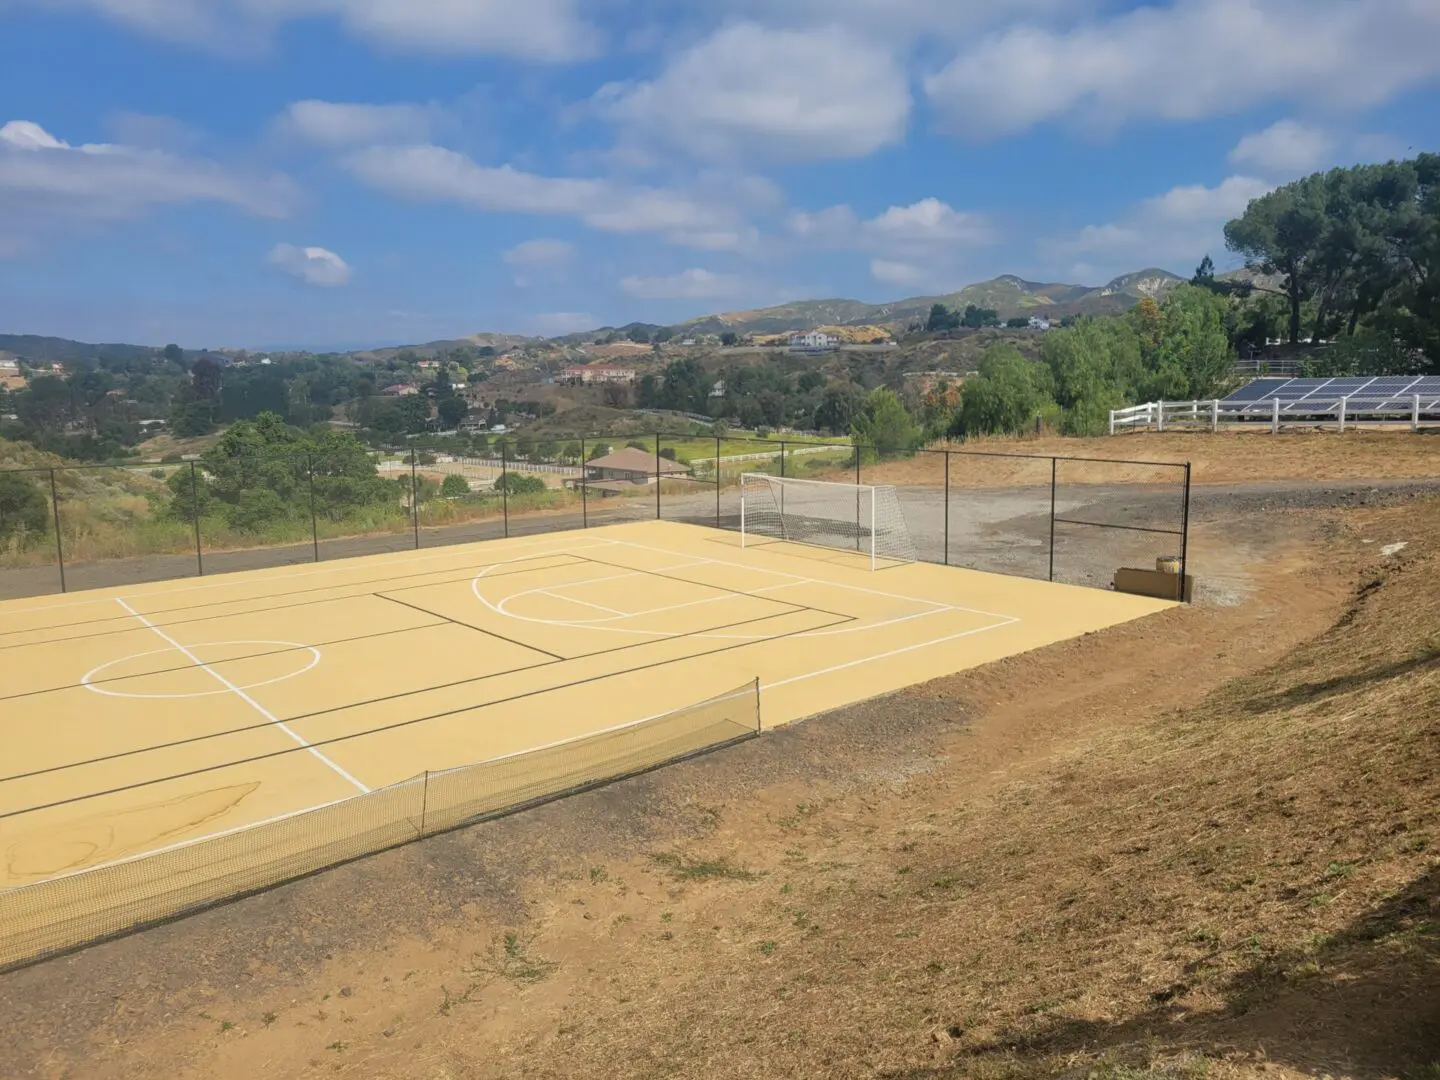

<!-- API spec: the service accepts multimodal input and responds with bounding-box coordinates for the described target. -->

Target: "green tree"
[850,388,921,459]
[720,332,739,347]
[925,304,959,333]
[956,345,1054,437]
[588,442,612,460]
[961,304,999,328]
[1040,318,1142,436]
[440,473,470,498]
[0,472,49,548]
[495,472,546,495]
[437,395,468,429]
[1006,316,1031,328]
[813,383,866,436]
[1225,174,1330,344]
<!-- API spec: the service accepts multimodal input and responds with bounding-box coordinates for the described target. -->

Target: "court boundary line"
[0,550,601,647]
[113,598,370,795]
[0,607,852,823]
[0,620,451,705]
[374,594,568,662]
[0,533,622,621]
[0,605,844,788]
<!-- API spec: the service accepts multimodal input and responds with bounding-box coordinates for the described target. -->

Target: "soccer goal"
[739,473,916,570]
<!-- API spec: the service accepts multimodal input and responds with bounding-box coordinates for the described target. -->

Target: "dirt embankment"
[2,490,1436,1079]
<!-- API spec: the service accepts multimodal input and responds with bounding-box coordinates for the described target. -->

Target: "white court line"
[112,598,369,794]
[0,533,625,619]
[538,590,626,617]
[605,536,1020,624]
[762,617,1019,692]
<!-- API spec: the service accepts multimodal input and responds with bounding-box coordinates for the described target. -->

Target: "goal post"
[739,473,916,569]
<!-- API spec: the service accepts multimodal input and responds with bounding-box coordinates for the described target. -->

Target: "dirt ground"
[0,435,1436,1080]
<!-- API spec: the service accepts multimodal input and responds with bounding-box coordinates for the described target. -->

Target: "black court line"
[0,605,851,788]
[0,550,594,645]
[0,554,597,654]
[374,593,568,662]
[0,619,452,706]
[0,608,855,819]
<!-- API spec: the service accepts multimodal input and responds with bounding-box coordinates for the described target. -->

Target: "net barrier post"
[854,447,862,552]
[501,444,509,538]
[740,474,746,549]
[943,451,950,566]
[410,452,420,550]
[754,676,762,733]
[1179,462,1192,603]
[48,467,66,594]
[420,770,429,837]
[581,437,587,529]
[780,441,786,477]
[714,434,721,528]
[306,452,319,564]
[870,486,876,571]
[1048,456,1057,582]
[655,432,661,520]
[191,461,204,577]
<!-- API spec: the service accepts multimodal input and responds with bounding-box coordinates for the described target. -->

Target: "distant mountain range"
[0,268,1190,363]
[575,268,1187,341]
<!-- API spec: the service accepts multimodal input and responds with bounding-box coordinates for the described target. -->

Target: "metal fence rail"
[1111,395,1440,434]
[0,434,1192,602]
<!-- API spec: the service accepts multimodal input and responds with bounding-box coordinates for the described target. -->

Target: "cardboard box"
[1114,567,1193,603]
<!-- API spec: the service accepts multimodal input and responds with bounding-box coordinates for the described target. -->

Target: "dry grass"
[925,430,1440,486]
[402,498,1435,1080]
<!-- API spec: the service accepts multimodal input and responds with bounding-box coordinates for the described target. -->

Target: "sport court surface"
[0,520,1172,890]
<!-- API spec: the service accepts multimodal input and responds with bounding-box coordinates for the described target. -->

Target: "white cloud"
[504,238,574,270]
[343,143,751,249]
[277,100,439,146]
[0,119,296,255]
[788,197,993,253]
[595,22,910,162]
[1229,119,1335,175]
[869,259,928,287]
[619,268,745,301]
[268,243,352,287]
[925,0,1440,138]
[1045,174,1274,277]
[531,312,596,336]
[503,238,574,285]
[26,0,598,60]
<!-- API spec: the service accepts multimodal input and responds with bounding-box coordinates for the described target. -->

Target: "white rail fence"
[1110,395,1440,435]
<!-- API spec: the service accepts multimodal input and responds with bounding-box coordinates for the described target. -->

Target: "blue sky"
[0,0,1435,350]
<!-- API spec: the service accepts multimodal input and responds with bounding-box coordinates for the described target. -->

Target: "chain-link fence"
[0,439,1190,601]
[0,681,760,972]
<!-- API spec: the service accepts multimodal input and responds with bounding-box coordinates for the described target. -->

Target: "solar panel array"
[1220,375,1440,414]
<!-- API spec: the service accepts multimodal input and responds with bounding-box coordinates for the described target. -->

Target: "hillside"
[0,267,1185,364]
[670,269,1186,338]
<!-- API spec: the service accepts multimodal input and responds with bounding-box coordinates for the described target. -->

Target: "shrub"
[495,472,547,495]
[0,471,49,547]
[440,474,471,498]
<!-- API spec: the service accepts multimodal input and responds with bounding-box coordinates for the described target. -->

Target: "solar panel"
[1223,379,1292,402]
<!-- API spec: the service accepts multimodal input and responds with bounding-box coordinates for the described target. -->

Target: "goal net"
[739,473,916,569]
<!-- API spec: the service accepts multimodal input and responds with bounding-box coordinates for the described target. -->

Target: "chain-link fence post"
[655,432,662,520]
[580,437,587,529]
[48,468,66,594]
[1048,456,1057,582]
[715,434,721,527]
[307,452,319,563]
[944,451,950,566]
[501,443,509,538]
[409,452,420,550]
[1179,462,1192,602]
[190,460,204,577]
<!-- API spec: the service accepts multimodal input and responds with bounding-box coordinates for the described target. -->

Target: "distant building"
[580,447,689,486]
[709,379,726,398]
[1027,316,1052,331]
[788,331,839,352]
[560,364,637,386]
[381,384,419,396]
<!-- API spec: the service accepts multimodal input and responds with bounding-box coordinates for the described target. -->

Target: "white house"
[560,364,637,386]
[1027,317,1052,331]
[788,331,839,351]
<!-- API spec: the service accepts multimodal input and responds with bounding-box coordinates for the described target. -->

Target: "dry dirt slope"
[0,498,1436,1079]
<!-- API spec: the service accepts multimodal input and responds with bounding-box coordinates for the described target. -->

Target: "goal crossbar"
[738,472,916,570]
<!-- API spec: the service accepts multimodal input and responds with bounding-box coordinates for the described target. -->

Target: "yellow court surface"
[0,520,1172,889]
